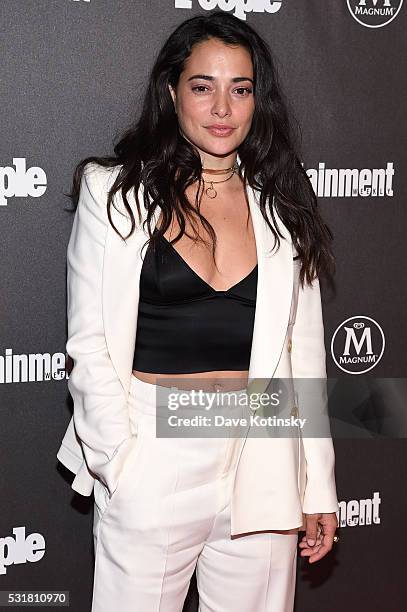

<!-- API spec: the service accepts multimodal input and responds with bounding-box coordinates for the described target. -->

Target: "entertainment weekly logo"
[0,158,395,207]
[0,349,69,383]
[347,0,404,28]
[338,491,381,527]
[304,162,394,198]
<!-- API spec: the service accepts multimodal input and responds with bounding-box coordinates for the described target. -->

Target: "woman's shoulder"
[78,164,126,217]
[83,161,123,189]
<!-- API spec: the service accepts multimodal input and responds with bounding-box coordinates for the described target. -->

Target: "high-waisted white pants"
[92,374,298,612]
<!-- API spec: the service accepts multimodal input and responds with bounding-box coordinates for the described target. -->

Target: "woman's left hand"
[298,512,338,563]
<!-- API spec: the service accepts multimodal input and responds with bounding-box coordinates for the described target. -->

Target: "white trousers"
[92,374,298,612]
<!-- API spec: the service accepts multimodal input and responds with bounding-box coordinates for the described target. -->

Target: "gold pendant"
[205,183,217,198]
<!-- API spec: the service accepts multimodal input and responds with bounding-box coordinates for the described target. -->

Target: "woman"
[57,10,339,612]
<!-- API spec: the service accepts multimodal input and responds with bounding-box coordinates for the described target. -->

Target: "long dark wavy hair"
[67,10,335,288]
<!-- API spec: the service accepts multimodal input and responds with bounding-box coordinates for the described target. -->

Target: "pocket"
[93,477,111,522]
[93,423,145,522]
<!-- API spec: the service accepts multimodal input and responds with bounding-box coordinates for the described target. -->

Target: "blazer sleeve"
[66,162,136,498]
[291,253,339,515]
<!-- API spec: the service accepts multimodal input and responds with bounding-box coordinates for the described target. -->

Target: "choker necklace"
[201,162,239,199]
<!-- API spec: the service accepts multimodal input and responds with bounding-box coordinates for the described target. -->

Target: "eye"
[234,87,253,96]
[191,85,253,95]
[191,85,210,93]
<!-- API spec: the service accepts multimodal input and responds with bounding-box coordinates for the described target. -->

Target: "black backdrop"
[1,1,406,610]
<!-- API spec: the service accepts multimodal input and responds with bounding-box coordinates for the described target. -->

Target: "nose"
[211,89,232,118]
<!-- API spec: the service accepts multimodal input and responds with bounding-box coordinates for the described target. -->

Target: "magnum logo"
[347,0,404,28]
[331,316,385,374]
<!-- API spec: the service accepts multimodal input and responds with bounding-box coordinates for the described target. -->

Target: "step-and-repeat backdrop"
[1,1,406,610]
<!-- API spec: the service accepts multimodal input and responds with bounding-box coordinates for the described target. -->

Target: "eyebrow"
[187,74,254,84]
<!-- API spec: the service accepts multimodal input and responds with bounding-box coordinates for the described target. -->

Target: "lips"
[205,126,236,137]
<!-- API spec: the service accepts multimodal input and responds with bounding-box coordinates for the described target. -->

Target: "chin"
[200,141,239,156]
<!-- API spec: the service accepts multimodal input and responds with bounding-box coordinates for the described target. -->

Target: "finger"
[300,541,322,557]
[298,536,323,549]
[305,517,319,547]
[308,535,334,563]
[321,525,337,539]
[301,527,323,541]
[300,532,324,546]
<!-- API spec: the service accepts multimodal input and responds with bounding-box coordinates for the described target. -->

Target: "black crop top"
[132,230,257,374]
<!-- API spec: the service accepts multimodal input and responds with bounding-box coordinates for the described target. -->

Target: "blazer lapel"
[246,186,293,384]
[102,190,161,396]
[103,170,293,396]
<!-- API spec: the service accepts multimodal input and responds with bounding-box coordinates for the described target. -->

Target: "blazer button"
[287,338,292,353]
[290,405,299,417]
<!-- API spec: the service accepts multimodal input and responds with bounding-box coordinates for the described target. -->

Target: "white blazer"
[56,159,339,536]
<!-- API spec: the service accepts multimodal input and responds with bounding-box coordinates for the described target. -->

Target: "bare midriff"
[131,368,250,392]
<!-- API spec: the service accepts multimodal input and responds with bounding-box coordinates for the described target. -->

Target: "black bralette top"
[132,230,257,374]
